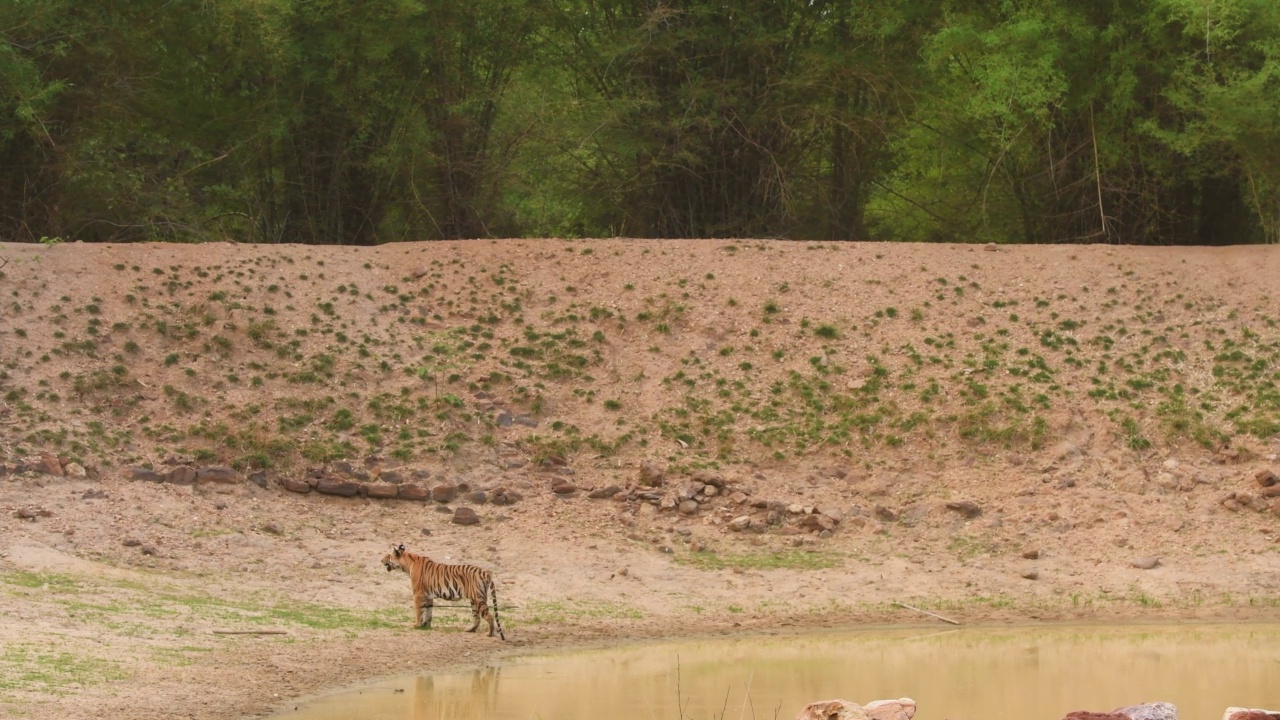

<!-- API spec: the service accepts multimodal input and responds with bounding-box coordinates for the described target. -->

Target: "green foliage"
[2,0,1280,244]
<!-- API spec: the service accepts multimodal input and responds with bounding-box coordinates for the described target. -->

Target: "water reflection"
[273,624,1280,720]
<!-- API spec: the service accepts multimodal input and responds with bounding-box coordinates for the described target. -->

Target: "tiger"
[381,544,506,640]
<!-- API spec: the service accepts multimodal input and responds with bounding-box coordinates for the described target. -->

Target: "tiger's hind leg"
[488,580,505,640]
[467,596,483,633]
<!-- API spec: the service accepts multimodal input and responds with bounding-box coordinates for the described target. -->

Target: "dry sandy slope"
[0,239,1278,720]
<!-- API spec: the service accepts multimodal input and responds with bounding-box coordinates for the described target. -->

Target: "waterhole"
[272,624,1280,720]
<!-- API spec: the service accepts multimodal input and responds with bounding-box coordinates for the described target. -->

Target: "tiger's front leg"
[415,592,434,628]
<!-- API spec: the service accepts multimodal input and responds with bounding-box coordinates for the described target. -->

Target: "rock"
[1254,469,1278,487]
[452,507,480,526]
[36,453,63,476]
[677,482,702,501]
[495,410,513,427]
[196,466,241,484]
[678,499,699,515]
[589,485,622,499]
[1223,709,1280,720]
[63,462,87,478]
[800,513,836,532]
[491,488,522,506]
[1063,713,1129,720]
[1131,556,1160,570]
[122,538,141,547]
[315,477,361,497]
[399,483,429,501]
[873,505,898,522]
[795,699,870,720]
[691,469,726,488]
[702,485,719,497]
[248,470,268,489]
[863,698,916,720]
[728,490,749,504]
[14,507,51,520]
[1021,569,1039,580]
[129,467,165,483]
[1113,702,1178,720]
[280,477,312,494]
[140,545,159,556]
[430,483,457,503]
[1242,492,1270,512]
[81,489,107,500]
[1022,548,1042,560]
[460,490,485,504]
[366,482,399,499]
[728,516,754,532]
[945,500,982,519]
[335,461,370,480]
[165,466,197,485]
[639,461,666,487]
[261,523,283,536]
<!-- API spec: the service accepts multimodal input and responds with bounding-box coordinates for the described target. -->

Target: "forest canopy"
[3,0,1278,245]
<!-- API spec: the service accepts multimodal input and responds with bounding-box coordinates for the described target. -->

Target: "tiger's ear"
[395,544,405,555]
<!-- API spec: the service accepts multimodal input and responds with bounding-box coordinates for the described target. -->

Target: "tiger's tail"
[489,577,506,641]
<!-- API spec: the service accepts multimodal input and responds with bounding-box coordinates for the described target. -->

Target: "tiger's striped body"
[382,544,506,640]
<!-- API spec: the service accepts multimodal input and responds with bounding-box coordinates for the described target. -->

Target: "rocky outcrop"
[1223,709,1280,720]
[795,700,869,720]
[1114,703,1177,720]
[1062,702,1179,720]
[863,698,916,720]
[796,699,914,720]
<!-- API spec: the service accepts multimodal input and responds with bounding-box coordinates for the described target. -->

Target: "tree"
[556,0,919,239]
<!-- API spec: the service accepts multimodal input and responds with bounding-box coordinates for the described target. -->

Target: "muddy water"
[272,624,1280,720]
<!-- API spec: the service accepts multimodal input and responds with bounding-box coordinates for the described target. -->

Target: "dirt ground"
[0,239,1278,720]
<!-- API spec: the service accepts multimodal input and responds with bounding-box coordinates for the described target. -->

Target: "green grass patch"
[0,571,83,593]
[0,644,130,695]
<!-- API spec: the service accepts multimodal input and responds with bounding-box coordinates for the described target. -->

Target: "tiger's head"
[382,543,407,572]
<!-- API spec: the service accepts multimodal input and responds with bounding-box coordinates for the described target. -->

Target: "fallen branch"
[211,630,289,636]
[891,602,961,626]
